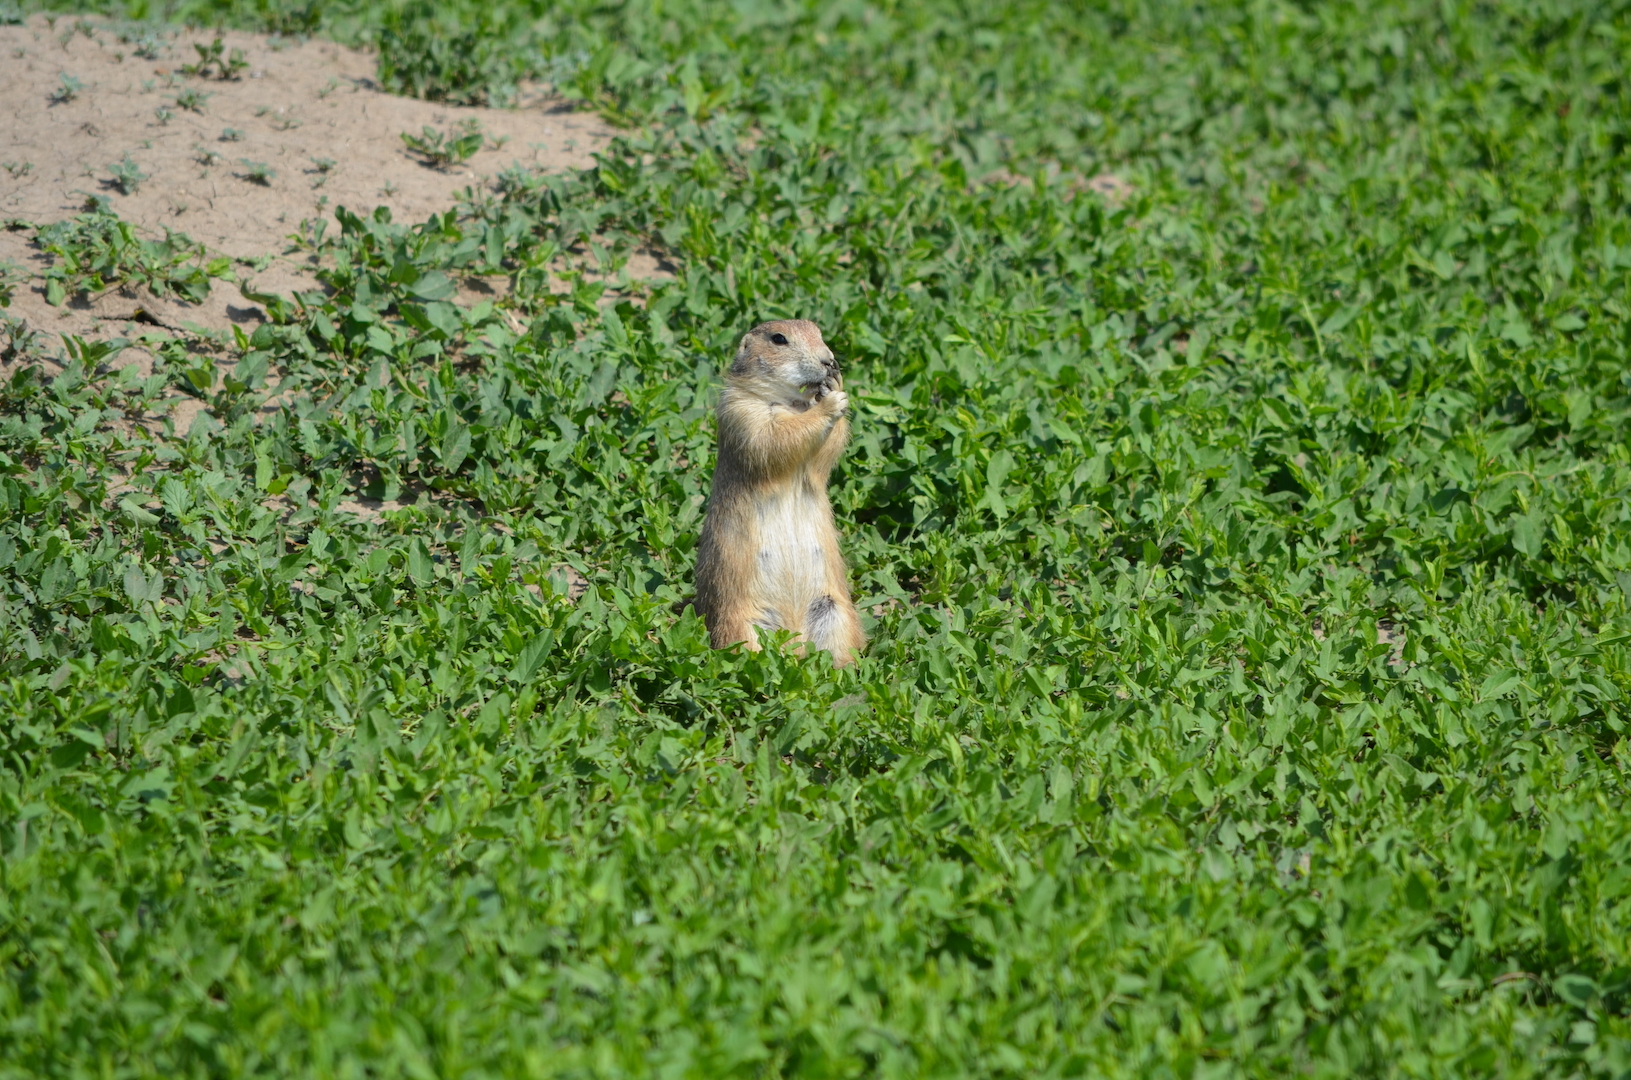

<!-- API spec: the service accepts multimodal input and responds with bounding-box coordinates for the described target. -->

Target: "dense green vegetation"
[4,0,1631,1074]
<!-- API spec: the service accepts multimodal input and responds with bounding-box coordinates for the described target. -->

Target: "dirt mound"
[1,15,626,352]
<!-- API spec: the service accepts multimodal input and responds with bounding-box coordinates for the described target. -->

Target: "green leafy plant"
[219,126,244,141]
[400,119,483,168]
[49,72,83,103]
[171,85,210,112]
[5,2,1631,1078]
[122,29,169,59]
[105,154,147,195]
[182,36,247,79]
[35,209,226,303]
[0,259,24,307]
[377,3,524,106]
[0,160,31,178]
[236,158,275,185]
[307,156,336,188]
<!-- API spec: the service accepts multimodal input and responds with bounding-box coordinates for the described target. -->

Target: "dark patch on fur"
[807,595,836,624]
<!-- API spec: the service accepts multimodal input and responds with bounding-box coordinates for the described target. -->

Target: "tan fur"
[694,319,866,666]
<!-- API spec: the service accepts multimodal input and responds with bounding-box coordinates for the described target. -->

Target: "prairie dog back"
[693,319,866,665]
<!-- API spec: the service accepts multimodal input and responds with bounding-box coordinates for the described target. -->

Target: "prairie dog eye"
[770,332,788,345]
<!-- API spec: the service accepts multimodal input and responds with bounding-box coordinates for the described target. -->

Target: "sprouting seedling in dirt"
[488,134,511,151]
[184,37,248,80]
[154,105,174,125]
[220,127,244,142]
[1,162,32,179]
[252,104,301,130]
[129,33,167,60]
[173,86,211,113]
[316,77,339,100]
[194,145,223,166]
[0,260,26,308]
[50,73,84,104]
[495,163,542,198]
[308,157,336,188]
[237,159,275,186]
[401,120,484,169]
[107,155,148,195]
[0,314,43,363]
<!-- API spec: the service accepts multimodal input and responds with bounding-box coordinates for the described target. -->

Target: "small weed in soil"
[50,73,84,104]
[194,146,223,166]
[124,31,168,60]
[0,314,43,363]
[184,37,247,80]
[1,161,31,179]
[0,260,24,307]
[402,121,484,169]
[107,155,148,196]
[220,127,244,141]
[154,105,174,125]
[36,209,224,304]
[494,163,543,198]
[173,86,211,113]
[308,157,337,187]
[238,159,275,186]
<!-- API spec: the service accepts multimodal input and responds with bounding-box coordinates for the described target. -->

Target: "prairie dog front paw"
[823,389,849,417]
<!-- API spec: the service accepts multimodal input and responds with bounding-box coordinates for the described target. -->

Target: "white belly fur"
[752,487,829,627]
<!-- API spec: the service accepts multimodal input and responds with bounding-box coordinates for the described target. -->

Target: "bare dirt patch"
[1,15,635,354]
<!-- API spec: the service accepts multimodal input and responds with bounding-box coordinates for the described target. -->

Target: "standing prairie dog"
[694,320,866,666]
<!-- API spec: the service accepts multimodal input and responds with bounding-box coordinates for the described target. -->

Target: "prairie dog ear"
[729,332,764,377]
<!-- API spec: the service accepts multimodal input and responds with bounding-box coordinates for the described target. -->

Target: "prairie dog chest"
[753,485,828,597]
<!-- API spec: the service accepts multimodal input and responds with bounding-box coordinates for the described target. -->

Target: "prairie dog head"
[728,319,840,405]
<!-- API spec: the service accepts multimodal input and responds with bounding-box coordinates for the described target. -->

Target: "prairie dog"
[694,320,866,666]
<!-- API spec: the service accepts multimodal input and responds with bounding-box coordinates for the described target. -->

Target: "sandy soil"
[1,15,635,357]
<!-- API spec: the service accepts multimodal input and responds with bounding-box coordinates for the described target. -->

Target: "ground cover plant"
[3,0,1630,1076]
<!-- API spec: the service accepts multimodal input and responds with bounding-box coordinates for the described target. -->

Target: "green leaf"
[984,449,1014,519]
[1554,974,1599,1009]
[440,421,471,473]
[1512,512,1545,557]
[510,632,555,683]
[1477,670,1521,701]
[407,271,455,301]
[407,539,434,585]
